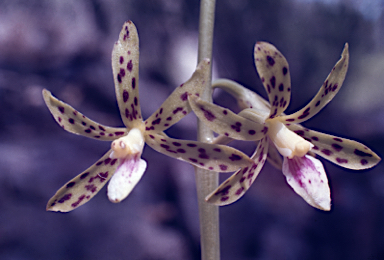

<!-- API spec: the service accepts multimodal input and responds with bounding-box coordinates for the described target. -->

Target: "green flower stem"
[195,0,220,259]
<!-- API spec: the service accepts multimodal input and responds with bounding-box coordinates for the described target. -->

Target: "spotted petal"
[47,150,118,212]
[206,136,269,205]
[144,132,253,172]
[188,96,267,141]
[283,155,331,211]
[42,89,127,141]
[279,43,349,124]
[112,21,142,129]
[212,79,270,113]
[287,124,381,169]
[144,59,211,133]
[254,41,291,118]
[107,156,147,203]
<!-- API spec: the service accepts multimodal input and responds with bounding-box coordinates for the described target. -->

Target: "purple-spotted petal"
[189,96,267,141]
[47,150,118,212]
[254,42,291,118]
[42,89,127,141]
[144,59,211,133]
[112,21,143,128]
[107,155,147,203]
[279,43,349,124]
[206,137,269,205]
[144,132,253,172]
[287,124,381,169]
[212,79,270,113]
[282,155,331,211]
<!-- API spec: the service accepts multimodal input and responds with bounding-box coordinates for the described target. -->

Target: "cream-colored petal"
[206,137,269,205]
[254,41,291,118]
[42,89,127,141]
[144,132,253,173]
[287,124,381,169]
[212,79,270,113]
[47,150,118,212]
[112,21,143,128]
[279,43,349,124]
[282,155,331,211]
[189,96,268,141]
[144,59,211,133]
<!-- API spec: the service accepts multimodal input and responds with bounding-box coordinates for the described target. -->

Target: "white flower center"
[267,119,313,159]
[110,128,145,159]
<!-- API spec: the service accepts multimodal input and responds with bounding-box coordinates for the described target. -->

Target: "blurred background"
[1,0,384,259]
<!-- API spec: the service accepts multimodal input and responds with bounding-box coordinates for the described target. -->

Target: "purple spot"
[90,125,96,130]
[270,76,276,88]
[58,194,72,203]
[278,84,284,92]
[120,68,125,77]
[321,149,332,156]
[354,149,372,157]
[336,158,348,164]
[134,97,138,106]
[266,55,275,66]
[58,107,65,113]
[213,148,221,152]
[66,182,76,188]
[85,129,92,133]
[104,158,111,164]
[115,131,125,136]
[200,107,216,121]
[295,130,305,136]
[119,56,124,64]
[231,122,242,132]
[80,172,89,179]
[152,118,161,125]
[229,154,242,161]
[117,74,122,83]
[82,121,87,126]
[127,60,133,72]
[161,144,170,149]
[189,158,198,163]
[236,187,245,195]
[223,110,228,115]
[315,100,321,107]
[220,196,229,202]
[173,142,181,147]
[361,159,368,165]
[149,135,155,139]
[187,143,197,147]
[311,136,319,141]
[123,90,129,102]
[99,125,105,131]
[177,149,186,153]
[333,138,343,142]
[219,164,228,171]
[69,118,75,124]
[173,107,183,114]
[332,143,343,152]
[286,118,295,122]
[111,159,117,166]
[132,78,136,89]
[85,184,97,193]
[180,92,188,101]
[282,67,288,75]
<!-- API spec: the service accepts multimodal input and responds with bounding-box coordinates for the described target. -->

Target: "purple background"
[1,0,384,259]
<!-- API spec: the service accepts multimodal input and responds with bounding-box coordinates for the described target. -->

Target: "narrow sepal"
[254,42,291,118]
[287,124,381,169]
[42,89,127,141]
[206,137,269,205]
[189,96,267,141]
[279,43,349,124]
[283,155,331,211]
[144,59,211,133]
[112,21,142,128]
[212,79,271,113]
[144,132,253,172]
[107,156,147,203]
[47,150,118,212]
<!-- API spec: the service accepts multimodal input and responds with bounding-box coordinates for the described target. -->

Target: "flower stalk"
[196,0,220,259]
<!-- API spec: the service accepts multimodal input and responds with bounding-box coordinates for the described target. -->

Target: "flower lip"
[267,119,313,158]
[110,128,145,159]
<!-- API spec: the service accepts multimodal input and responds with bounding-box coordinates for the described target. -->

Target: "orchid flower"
[189,41,381,210]
[43,21,253,212]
